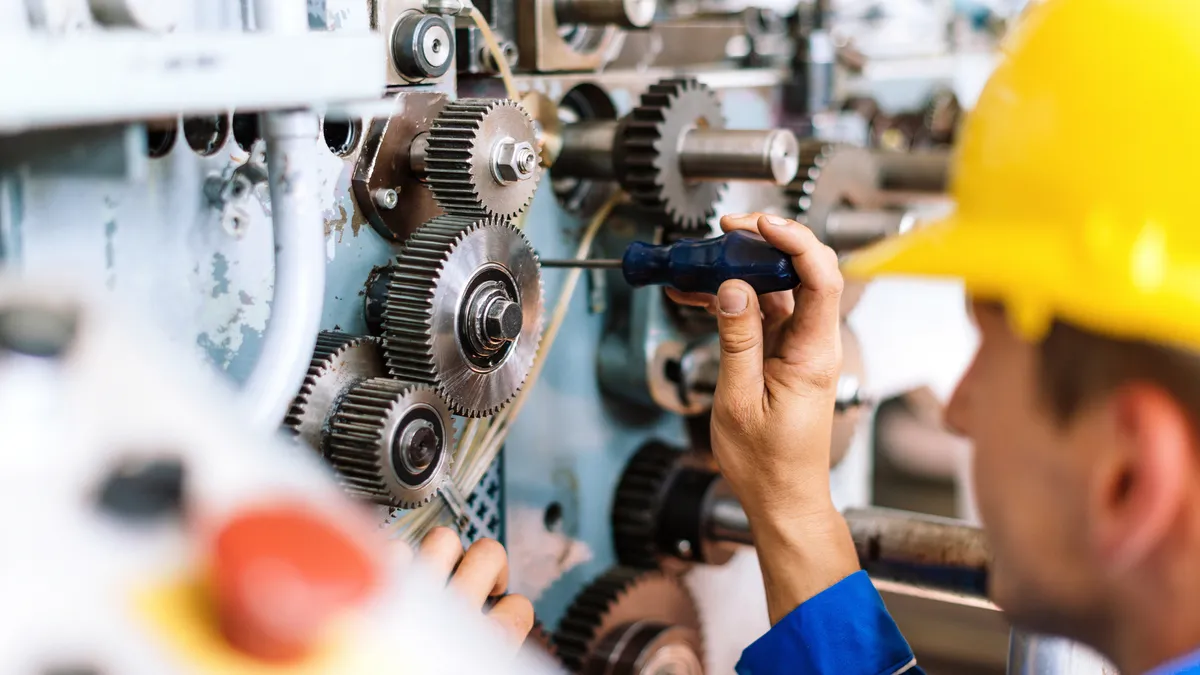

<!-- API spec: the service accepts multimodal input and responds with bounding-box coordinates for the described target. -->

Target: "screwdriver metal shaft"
[539,259,623,269]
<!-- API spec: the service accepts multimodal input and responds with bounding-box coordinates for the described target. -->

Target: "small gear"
[383,214,543,417]
[283,331,387,455]
[555,567,705,674]
[423,98,542,219]
[614,78,726,232]
[612,442,735,570]
[325,377,455,509]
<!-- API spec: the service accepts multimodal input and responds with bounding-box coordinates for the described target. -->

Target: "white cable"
[240,0,325,430]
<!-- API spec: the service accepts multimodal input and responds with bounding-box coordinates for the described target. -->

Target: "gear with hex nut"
[614,78,726,232]
[284,331,388,455]
[423,98,542,219]
[555,567,705,674]
[383,214,543,417]
[325,377,455,509]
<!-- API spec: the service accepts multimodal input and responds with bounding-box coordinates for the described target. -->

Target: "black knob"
[392,12,454,80]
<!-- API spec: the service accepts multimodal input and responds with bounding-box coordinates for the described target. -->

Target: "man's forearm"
[746,500,861,625]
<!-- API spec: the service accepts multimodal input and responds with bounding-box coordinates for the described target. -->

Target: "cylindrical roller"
[701,496,990,597]
[555,120,619,180]
[678,128,801,185]
[874,150,951,194]
[555,0,657,28]
[824,209,911,251]
[706,493,753,547]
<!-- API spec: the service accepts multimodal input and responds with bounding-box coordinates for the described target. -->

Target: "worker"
[669,0,1200,673]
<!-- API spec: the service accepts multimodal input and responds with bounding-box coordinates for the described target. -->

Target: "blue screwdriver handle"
[622,230,801,295]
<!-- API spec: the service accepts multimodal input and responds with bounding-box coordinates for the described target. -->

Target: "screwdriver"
[539,230,801,295]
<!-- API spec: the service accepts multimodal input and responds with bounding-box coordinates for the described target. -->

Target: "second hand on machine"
[539,230,801,295]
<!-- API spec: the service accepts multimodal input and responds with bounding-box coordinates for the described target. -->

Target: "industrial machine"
[0,0,1111,673]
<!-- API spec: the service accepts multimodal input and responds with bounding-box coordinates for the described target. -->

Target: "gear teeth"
[424,99,541,219]
[326,378,452,509]
[554,568,702,674]
[612,444,686,569]
[786,141,835,220]
[382,214,542,418]
[283,331,384,448]
[616,78,725,232]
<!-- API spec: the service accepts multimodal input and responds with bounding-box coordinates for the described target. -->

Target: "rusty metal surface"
[846,506,991,597]
[352,91,448,242]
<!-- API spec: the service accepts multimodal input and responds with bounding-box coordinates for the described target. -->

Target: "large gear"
[283,331,387,455]
[555,567,705,674]
[614,78,726,232]
[325,377,455,509]
[383,214,544,417]
[423,98,542,220]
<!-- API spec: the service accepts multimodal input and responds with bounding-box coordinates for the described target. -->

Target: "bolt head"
[484,298,523,342]
[374,188,399,210]
[397,418,439,475]
[493,138,538,184]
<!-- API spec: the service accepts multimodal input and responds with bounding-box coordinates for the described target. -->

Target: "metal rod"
[555,120,619,180]
[874,150,951,194]
[539,259,624,269]
[678,128,801,185]
[824,209,909,251]
[554,0,657,28]
[702,493,991,598]
[1006,630,1116,675]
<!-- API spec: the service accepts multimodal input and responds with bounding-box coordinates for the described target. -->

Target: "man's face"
[945,303,1108,637]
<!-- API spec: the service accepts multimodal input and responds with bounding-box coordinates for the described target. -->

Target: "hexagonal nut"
[493,140,538,183]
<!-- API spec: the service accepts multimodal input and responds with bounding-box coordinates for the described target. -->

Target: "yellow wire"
[467,6,520,102]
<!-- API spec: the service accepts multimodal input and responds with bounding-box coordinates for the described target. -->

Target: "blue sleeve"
[736,570,923,675]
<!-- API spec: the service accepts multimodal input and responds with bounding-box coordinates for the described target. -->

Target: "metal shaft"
[539,259,623,269]
[678,128,801,185]
[824,209,910,251]
[554,0,657,28]
[556,120,619,180]
[874,150,951,194]
[704,494,990,598]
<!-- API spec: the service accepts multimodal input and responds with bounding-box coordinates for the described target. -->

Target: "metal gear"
[383,214,543,417]
[612,442,736,570]
[786,142,879,244]
[555,567,705,674]
[325,377,455,509]
[423,98,542,220]
[283,331,387,454]
[614,78,726,232]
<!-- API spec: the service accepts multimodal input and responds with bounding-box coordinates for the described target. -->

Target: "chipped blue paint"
[210,252,231,298]
[238,290,254,305]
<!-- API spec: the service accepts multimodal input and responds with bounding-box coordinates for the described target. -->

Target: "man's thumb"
[715,281,765,396]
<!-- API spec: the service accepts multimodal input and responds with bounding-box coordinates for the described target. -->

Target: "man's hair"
[1039,322,1200,424]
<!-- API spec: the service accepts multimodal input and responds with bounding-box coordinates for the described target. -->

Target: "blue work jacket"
[735,570,1200,675]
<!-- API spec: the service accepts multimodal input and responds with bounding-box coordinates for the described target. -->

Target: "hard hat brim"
[843,214,995,288]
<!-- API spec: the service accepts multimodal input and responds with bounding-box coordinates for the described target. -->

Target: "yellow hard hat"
[842,0,1200,350]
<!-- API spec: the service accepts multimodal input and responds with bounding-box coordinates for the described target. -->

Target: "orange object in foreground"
[208,504,380,662]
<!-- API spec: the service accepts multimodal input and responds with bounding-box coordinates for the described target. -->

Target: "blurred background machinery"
[0,0,1115,673]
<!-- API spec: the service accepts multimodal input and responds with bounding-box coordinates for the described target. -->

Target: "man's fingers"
[720,212,771,233]
[419,527,464,583]
[665,287,717,312]
[715,280,766,398]
[449,538,510,607]
[756,215,843,367]
[488,594,536,646]
[759,289,795,323]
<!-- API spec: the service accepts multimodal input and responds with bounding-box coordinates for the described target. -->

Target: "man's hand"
[667,213,859,624]
[419,527,535,647]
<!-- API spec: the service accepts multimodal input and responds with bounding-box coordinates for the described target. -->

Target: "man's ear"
[1089,384,1194,574]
